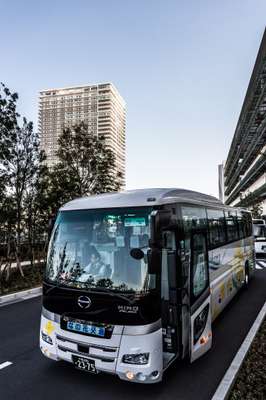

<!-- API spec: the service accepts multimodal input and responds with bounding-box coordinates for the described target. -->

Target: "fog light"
[41,331,53,345]
[126,371,135,380]
[150,370,160,380]
[136,372,146,382]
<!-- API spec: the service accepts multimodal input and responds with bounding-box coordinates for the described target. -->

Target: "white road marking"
[0,361,12,370]
[256,261,266,269]
[255,261,263,269]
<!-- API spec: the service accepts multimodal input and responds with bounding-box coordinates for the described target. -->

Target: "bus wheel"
[244,262,250,289]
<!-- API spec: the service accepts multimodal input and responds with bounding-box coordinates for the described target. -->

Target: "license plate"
[72,355,97,373]
[66,321,105,337]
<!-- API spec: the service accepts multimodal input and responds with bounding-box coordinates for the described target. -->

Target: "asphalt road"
[0,264,265,400]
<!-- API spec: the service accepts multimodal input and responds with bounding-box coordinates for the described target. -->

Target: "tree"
[0,83,19,279]
[24,151,49,265]
[250,201,263,219]
[0,85,123,286]
[240,190,264,218]
[49,122,123,204]
[0,83,18,203]
[4,119,45,275]
[0,196,16,282]
[0,83,50,285]
[0,83,18,162]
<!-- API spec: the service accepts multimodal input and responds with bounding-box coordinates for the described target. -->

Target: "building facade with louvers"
[224,29,266,216]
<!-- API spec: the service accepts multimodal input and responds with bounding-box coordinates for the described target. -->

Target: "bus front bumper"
[40,314,163,384]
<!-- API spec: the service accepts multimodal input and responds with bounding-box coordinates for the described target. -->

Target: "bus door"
[189,231,212,362]
[161,231,182,363]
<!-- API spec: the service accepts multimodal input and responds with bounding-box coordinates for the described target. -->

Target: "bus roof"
[60,188,235,211]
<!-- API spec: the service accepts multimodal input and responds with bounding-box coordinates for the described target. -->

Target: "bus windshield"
[253,225,266,238]
[45,207,155,293]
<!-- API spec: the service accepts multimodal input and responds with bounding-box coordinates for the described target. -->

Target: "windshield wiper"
[87,287,136,305]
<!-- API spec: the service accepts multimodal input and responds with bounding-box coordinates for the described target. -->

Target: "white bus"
[40,188,255,383]
[253,223,266,259]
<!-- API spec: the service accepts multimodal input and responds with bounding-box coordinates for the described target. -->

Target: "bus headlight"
[41,331,53,345]
[194,304,209,345]
[122,353,149,365]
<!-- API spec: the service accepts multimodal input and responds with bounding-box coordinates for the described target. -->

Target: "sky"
[1,0,266,197]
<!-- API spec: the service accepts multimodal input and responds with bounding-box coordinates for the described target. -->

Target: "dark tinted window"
[225,210,239,242]
[253,225,266,238]
[237,211,245,239]
[236,211,252,238]
[192,233,208,298]
[181,206,207,235]
[243,212,253,237]
[207,209,226,247]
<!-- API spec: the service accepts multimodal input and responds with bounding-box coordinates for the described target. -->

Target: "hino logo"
[77,296,92,309]
[118,305,139,314]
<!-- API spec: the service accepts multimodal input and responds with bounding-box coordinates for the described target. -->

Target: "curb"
[0,286,42,307]
[211,301,266,400]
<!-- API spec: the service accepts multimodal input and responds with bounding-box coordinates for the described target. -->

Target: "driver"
[82,251,108,281]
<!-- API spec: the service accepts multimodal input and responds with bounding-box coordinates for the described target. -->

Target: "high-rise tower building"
[39,83,126,187]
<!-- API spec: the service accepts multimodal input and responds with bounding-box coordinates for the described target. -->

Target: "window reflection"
[46,208,154,292]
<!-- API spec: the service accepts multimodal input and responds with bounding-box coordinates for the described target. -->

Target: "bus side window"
[181,206,207,234]
[237,211,245,239]
[191,233,208,299]
[225,211,238,242]
[207,209,226,248]
[242,212,252,237]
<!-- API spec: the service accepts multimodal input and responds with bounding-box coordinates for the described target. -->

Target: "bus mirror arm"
[150,210,176,247]
[147,248,161,274]
[48,213,57,238]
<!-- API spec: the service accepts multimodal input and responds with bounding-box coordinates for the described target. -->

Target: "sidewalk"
[0,259,44,272]
[0,286,42,306]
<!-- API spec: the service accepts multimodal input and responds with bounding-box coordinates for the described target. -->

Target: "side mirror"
[150,210,175,247]
[147,248,162,274]
[130,248,145,260]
